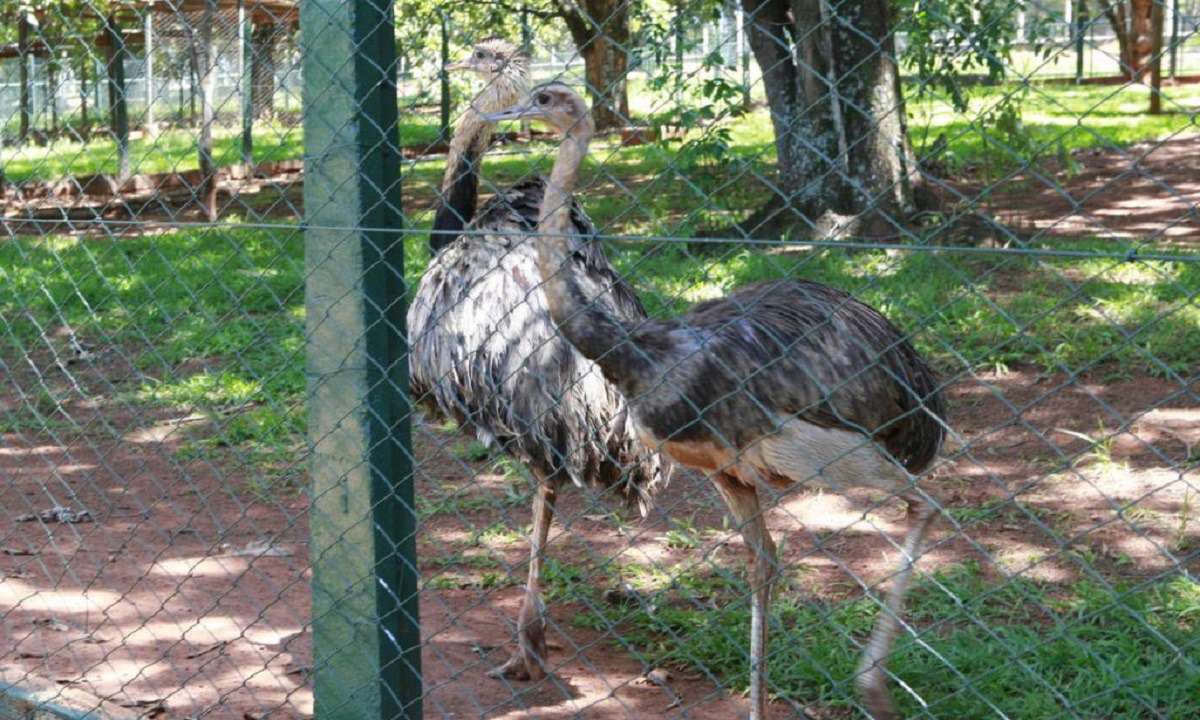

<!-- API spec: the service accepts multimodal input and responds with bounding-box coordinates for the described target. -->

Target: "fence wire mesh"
[1,0,1198,718]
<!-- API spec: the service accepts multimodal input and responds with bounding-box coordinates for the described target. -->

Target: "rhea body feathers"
[492,82,946,719]
[563,278,944,485]
[410,178,666,509]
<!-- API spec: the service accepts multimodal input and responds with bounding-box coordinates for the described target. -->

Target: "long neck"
[536,125,647,386]
[431,71,525,252]
[431,110,491,252]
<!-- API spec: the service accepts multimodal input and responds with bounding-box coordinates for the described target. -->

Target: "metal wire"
[1,0,1199,718]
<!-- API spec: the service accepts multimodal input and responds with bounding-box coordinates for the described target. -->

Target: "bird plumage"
[577,279,944,476]
[409,177,666,511]
[498,82,947,719]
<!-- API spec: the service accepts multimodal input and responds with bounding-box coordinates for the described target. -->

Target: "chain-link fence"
[1,0,1198,718]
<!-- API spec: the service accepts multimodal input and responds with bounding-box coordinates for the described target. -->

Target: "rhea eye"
[537,93,550,105]
[474,50,485,59]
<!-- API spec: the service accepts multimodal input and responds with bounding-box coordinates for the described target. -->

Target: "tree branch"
[550,0,592,44]
[461,0,559,21]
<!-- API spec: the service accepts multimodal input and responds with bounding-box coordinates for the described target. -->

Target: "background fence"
[1,0,1198,718]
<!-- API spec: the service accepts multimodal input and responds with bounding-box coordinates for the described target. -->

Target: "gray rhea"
[487,84,947,720]
[407,48,670,682]
[431,38,530,250]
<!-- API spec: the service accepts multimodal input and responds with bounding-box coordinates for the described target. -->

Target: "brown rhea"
[486,83,947,720]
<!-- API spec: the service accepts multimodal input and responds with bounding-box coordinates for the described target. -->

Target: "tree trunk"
[250,21,279,119]
[1149,0,1164,113]
[18,14,31,143]
[1098,0,1158,79]
[580,35,630,129]
[104,15,131,181]
[190,0,219,221]
[737,0,913,239]
[555,0,631,131]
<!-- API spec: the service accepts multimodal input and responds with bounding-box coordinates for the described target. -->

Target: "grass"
[568,559,1200,718]
[0,226,306,492]
[0,114,443,184]
[908,81,1200,178]
[2,226,1198,494]
[5,81,1198,216]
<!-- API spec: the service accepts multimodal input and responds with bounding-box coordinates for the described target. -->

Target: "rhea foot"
[856,666,898,720]
[486,648,545,681]
[487,620,548,681]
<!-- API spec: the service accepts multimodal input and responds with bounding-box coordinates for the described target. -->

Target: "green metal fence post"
[302,0,421,717]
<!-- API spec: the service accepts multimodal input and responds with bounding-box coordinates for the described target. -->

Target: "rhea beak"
[482,102,545,123]
[445,59,471,72]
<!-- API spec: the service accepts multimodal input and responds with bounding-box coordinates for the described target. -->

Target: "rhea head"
[483,83,594,138]
[446,37,530,80]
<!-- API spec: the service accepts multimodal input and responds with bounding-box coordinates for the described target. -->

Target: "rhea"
[431,37,531,247]
[485,84,946,719]
[407,45,669,681]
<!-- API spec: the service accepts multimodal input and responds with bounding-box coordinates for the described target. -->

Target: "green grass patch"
[575,560,1200,718]
[1,114,442,184]
[0,226,306,490]
[3,226,1197,492]
[908,81,1200,178]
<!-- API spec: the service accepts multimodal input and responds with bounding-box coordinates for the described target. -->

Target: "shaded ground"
[1,338,1196,717]
[966,133,1200,245]
[7,122,1200,248]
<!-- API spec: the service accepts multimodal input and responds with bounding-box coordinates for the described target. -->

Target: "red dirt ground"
[2,346,1196,719]
[962,133,1200,245]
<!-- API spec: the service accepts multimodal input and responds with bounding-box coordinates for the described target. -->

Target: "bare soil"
[1,341,1196,719]
[965,133,1200,246]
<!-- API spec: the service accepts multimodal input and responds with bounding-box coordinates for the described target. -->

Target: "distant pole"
[674,0,685,105]
[439,11,450,141]
[104,14,131,181]
[1169,0,1180,78]
[1150,0,1165,113]
[737,3,750,109]
[144,9,155,133]
[48,56,59,133]
[79,56,90,130]
[240,0,253,165]
[1074,0,1086,84]
[93,57,103,117]
[18,12,30,143]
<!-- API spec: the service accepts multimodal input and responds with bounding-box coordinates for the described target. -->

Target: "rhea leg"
[712,473,777,720]
[489,482,558,681]
[856,498,938,719]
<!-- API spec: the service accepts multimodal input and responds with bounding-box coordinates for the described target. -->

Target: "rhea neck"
[532,113,647,390]
[536,118,594,256]
[431,69,526,252]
